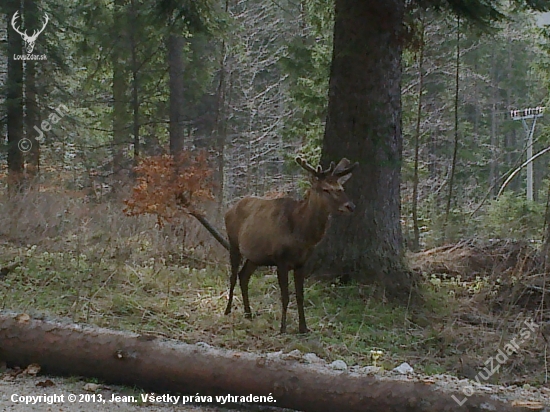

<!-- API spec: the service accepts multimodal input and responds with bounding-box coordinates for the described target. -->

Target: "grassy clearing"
[0,240,455,374]
[0,190,546,386]
[0,205,545,398]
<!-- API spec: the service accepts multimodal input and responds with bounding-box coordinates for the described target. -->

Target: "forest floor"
[1,234,550,410]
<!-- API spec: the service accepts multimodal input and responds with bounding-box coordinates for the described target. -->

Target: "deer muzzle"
[339,201,355,214]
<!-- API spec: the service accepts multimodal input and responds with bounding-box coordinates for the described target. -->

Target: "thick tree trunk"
[312,0,411,296]
[0,313,532,412]
[7,0,25,191]
[168,34,185,155]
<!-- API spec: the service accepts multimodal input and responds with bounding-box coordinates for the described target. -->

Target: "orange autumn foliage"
[124,152,214,226]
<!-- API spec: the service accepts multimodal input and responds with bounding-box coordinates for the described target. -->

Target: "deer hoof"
[244,312,253,319]
[298,327,310,334]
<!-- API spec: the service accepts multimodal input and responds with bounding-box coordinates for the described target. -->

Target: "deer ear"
[337,173,352,185]
[334,158,351,173]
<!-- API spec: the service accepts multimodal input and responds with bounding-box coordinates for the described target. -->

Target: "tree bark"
[24,0,40,178]
[0,313,532,412]
[7,0,25,191]
[112,0,129,179]
[214,3,229,215]
[443,17,460,242]
[411,21,425,253]
[312,0,411,296]
[489,50,498,198]
[543,181,550,263]
[130,0,140,164]
[168,34,185,156]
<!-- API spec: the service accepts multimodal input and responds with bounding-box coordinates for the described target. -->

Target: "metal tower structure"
[510,107,545,201]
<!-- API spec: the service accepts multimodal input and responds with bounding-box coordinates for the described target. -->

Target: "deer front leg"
[294,266,309,334]
[277,265,290,333]
[238,260,257,318]
[224,248,241,315]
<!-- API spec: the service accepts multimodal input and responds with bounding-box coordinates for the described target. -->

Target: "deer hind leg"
[277,265,290,333]
[294,266,309,334]
[224,247,242,315]
[238,260,257,318]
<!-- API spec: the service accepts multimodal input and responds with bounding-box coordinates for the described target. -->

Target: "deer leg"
[224,247,241,315]
[294,266,309,334]
[277,265,290,333]
[238,260,257,318]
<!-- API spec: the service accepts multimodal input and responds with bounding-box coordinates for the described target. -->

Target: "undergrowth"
[0,191,547,386]
[0,241,455,375]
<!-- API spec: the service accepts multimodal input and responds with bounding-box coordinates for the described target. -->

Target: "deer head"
[296,156,358,214]
[12,11,49,54]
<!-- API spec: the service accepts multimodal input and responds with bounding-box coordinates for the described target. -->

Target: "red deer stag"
[224,157,358,333]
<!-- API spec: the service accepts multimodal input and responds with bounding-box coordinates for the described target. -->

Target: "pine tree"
[314,0,550,297]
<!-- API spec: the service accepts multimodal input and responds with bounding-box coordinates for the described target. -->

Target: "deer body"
[224,157,357,333]
[226,194,330,267]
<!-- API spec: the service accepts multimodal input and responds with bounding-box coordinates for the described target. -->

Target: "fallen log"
[0,312,539,412]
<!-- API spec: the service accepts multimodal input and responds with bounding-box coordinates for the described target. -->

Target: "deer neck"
[293,190,331,245]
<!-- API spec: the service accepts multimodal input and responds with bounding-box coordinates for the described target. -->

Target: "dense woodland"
[3,0,550,407]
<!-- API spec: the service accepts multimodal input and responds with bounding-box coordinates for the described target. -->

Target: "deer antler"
[332,158,358,177]
[295,157,335,178]
[295,157,317,175]
[28,13,49,42]
[11,11,26,38]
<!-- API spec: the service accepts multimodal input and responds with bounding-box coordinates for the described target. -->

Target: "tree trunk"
[543,181,550,263]
[505,35,521,194]
[7,0,25,191]
[411,21,425,253]
[443,17,460,242]
[130,0,140,164]
[489,50,498,198]
[312,0,411,296]
[214,2,229,215]
[112,0,128,179]
[24,0,40,178]
[168,34,185,156]
[0,313,531,412]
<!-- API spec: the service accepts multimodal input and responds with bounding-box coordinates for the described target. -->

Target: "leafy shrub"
[124,152,214,226]
[479,192,544,240]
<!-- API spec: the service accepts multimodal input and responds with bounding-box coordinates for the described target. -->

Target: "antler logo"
[11,11,49,54]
